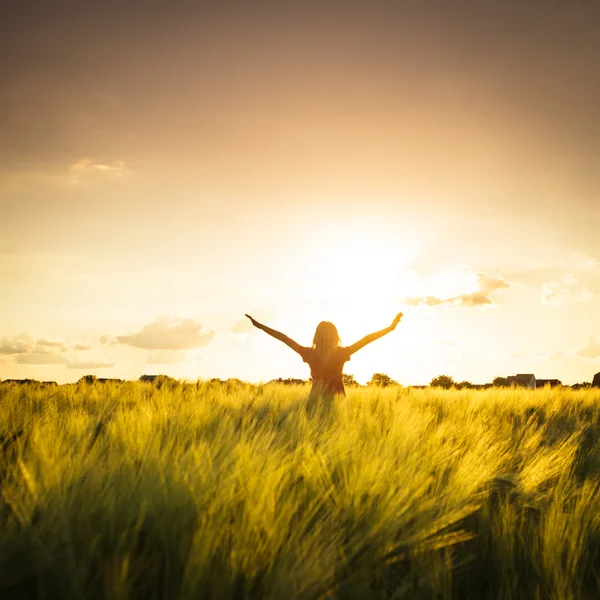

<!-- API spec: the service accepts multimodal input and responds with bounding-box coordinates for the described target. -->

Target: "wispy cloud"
[402,272,509,308]
[505,251,599,284]
[66,361,115,369]
[0,335,33,355]
[73,344,92,351]
[541,274,594,306]
[508,350,568,361]
[15,354,69,365]
[1,335,71,355]
[559,252,599,270]
[14,353,114,369]
[576,338,600,359]
[36,339,70,352]
[2,334,111,370]
[116,316,215,350]
[68,158,127,184]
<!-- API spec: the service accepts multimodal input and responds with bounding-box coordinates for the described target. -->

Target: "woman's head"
[312,321,341,357]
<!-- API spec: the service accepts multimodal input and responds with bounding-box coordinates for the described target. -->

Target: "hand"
[390,312,403,330]
[245,314,260,327]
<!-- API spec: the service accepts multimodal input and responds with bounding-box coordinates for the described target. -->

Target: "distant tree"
[430,375,455,389]
[493,377,509,387]
[456,380,474,389]
[140,374,178,389]
[342,374,360,387]
[368,373,397,387]
[156,375,178,390]
[268,378,306,385]
[571,382,591,390]
[78,375,97,384]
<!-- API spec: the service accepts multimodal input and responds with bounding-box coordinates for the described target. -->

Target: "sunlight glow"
[278,225,420,355]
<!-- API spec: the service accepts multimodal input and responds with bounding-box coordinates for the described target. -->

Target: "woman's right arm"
[346,312,403,355]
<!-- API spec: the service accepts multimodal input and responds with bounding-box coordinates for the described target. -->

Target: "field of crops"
[1,381,600,599]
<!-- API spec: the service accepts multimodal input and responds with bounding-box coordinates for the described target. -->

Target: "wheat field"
[1,380,600,599]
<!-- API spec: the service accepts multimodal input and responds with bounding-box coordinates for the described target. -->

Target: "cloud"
[14,353,114,369]
[505,252,599,285]
[1,335,86,355]
[147,350,187,364]
[403,296,447,307]
[36,339,70,352]
[542,274,594,306]
[116,316,215,350]
[507,350,566,361]
[559,252,599,270]
[65,361,115,369]
[576,338,600,359]
[0,335,33,355]
[15,354,69,365]
[403,272,509,308]
[68,158,127,184]
[2,333,113,368]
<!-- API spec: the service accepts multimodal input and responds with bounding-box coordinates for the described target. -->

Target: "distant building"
[97,378,123,383]
[506,374,536,389]
[1,379,39,385]
[536,379,562,388]
[593,372,600,388]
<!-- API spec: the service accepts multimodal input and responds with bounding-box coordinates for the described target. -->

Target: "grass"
[1,380,600,599]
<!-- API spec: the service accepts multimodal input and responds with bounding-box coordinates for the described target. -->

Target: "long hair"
[312,321,341,359]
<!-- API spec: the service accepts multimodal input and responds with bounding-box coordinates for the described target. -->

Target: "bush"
[430,375,455,389]
[456,381,474,389]
[367,373,398,387]
[342,374,360,387]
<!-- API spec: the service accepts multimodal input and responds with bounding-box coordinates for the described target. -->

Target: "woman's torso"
[300,346,351,396]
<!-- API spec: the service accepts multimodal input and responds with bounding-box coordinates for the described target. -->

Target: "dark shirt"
[299,346,352,396]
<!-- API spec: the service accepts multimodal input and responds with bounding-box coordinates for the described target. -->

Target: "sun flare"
[276,225,421,349]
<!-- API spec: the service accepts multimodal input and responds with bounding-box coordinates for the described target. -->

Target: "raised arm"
[245,314,304,355]
[347,312,403,355]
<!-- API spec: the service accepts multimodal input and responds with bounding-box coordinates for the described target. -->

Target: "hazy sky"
[1,1,599,384]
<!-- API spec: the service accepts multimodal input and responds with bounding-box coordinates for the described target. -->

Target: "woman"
[245,312,403,397]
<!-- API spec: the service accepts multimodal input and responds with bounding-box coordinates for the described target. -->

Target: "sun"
[289,223,420,342]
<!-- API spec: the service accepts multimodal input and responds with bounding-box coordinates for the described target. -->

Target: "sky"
[1,1,599,385]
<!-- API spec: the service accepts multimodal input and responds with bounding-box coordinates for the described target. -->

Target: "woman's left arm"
[245,314,304,355]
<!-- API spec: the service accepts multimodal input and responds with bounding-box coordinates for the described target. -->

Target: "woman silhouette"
[245,312,403,398]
